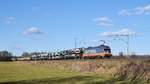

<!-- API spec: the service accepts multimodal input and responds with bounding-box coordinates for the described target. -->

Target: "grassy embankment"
[0,59,149,84]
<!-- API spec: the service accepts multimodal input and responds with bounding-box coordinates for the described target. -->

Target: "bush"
[0,51,13,61]
[114,61,150,82]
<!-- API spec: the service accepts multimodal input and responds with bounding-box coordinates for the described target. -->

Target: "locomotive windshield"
[104,49,111,53]
[102,45,111,53]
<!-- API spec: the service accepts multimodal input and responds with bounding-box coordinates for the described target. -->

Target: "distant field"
[0,59,149,84]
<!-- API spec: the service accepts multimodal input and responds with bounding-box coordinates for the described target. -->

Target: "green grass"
[0,61,113,84]
[0,61,149,84]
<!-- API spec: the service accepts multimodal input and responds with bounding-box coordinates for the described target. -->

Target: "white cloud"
[5,16,15,24]
[119,4,150,16]
[22,27,43,36]
[101,28,136,36]
[93,16,113,27]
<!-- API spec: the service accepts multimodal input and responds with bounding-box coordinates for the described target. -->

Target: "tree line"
[0,51,13,61]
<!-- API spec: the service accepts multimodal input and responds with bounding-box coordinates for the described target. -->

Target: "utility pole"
[127,35,130,56]
[112,35,130,56]
[102,29,135,56]
[34,53,37,64]
[74,38,77,50]
[74,38,77,59]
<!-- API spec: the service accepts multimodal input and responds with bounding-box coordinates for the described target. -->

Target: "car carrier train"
[28,44,112,60]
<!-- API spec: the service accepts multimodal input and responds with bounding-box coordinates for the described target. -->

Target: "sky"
[0,0,150,56]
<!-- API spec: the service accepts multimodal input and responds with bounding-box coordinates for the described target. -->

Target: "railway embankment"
[28,59,150,83]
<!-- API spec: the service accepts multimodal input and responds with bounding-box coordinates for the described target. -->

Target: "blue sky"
[0,0,150,56]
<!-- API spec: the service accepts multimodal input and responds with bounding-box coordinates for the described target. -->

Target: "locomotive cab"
[100,45,112,57]
[100,45,111,53]
[81,44,112,58]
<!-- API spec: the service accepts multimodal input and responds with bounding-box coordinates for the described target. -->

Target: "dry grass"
[114,59,150,82]
[28,58,150,83]
[1,58,149,84]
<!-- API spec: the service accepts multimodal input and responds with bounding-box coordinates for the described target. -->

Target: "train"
[28,44,112,60]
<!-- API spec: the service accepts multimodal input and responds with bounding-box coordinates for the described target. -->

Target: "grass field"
[0,59,149,84]
[0,61,112,84]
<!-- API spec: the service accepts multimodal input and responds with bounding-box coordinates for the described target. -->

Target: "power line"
[109,35,131,56]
